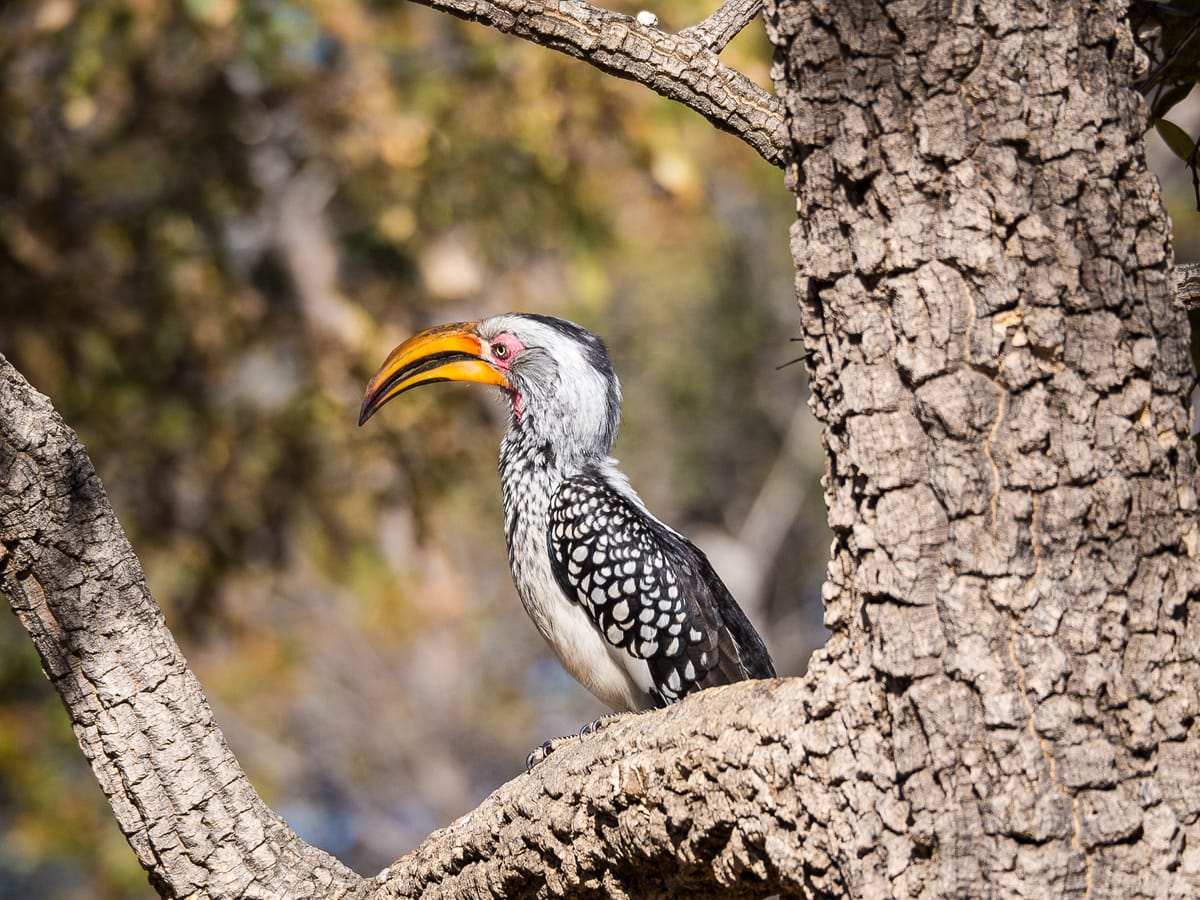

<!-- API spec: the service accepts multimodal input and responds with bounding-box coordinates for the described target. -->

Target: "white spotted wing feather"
[547,470,769,706]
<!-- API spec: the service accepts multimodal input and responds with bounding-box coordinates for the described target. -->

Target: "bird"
[359,313,775,718]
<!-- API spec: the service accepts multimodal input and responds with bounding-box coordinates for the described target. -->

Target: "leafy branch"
[1133,1,1200,209]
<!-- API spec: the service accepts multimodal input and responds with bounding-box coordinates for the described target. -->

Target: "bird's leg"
[525,712,634,771]
[525,739,561,772]
[578,712,624,738]
[525,729,600,772]
[528,715,648,772]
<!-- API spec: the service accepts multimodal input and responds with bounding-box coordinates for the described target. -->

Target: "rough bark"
[680,0,765,53]
[3,1,1200,898]
[1176,262,1200,309]
[766,0,1200,895]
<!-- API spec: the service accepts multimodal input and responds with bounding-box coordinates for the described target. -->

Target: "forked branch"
[0,354,816,897]
[680,0,764,52]
[0,357,363,899]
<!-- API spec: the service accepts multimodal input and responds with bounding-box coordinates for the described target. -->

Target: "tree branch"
[679,0,764,53]
[1175,261,1200,309]
[392,0,787,168]
[374,679,819,898]
[0,356,362,899]
[0,354,843,896]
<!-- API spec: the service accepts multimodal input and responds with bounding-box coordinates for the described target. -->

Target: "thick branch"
[0,354,848,896]
[374,679,825,898]
[0,356,362,899]
[1175,261,1200,309]
[394,0,787,168]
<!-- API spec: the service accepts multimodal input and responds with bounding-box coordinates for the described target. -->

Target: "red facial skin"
[484,332,526,420]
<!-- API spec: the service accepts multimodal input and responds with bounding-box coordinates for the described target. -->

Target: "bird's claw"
[526,714,624,772]
[525,739,557,772]
[578,714,614,738]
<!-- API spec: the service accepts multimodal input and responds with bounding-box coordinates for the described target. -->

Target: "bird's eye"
[492,341,510,360]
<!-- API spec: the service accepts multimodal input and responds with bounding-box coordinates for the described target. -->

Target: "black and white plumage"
[360,313,775,713]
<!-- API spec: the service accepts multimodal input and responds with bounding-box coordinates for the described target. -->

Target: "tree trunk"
[2,1,1199,897]
[766,0,1200,894]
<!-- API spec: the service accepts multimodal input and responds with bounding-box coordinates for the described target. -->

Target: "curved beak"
[359,321,509,426]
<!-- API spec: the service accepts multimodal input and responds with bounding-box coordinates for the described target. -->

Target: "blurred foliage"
[0,0,817,895]
[1134,1,1200,207]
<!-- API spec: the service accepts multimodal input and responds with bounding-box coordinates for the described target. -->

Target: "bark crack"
[982,388,1006,531]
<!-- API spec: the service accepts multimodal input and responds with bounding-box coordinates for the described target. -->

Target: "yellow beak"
[358,321,510,426]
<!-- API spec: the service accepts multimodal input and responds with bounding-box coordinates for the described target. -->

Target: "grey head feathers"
[477,313,622,465]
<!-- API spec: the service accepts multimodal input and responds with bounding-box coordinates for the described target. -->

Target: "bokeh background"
[1,2,1197,897]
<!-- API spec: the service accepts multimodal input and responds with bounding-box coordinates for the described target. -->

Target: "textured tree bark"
[3,1,1200,898]
[765,0,1200,895]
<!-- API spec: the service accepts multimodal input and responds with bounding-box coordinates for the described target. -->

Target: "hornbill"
[360,313,775,715]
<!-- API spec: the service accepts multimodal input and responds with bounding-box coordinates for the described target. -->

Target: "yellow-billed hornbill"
[360,314,775,714]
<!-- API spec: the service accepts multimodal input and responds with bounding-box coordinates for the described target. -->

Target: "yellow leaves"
[420,231,486,301]
[184,0,237,29]
[34,0,76,33]
[568,253,612,313]
[378,115,432,169]
[378,204,418,243]
[650,148,703,206]
[62,93,98,129]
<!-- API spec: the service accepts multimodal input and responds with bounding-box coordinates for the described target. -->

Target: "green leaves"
[1154,116,1198,161]
[1150,112,1199,212]
[1133,2,1200,209]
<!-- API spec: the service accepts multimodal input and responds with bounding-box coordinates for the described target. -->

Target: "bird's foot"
[578,712,622,738]
[525,738,563,772]
[526,714,628,771]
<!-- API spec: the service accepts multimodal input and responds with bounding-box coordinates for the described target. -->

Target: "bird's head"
[360,313,621,462]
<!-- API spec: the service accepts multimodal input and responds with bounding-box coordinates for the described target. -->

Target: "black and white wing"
[547,469,775,707]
